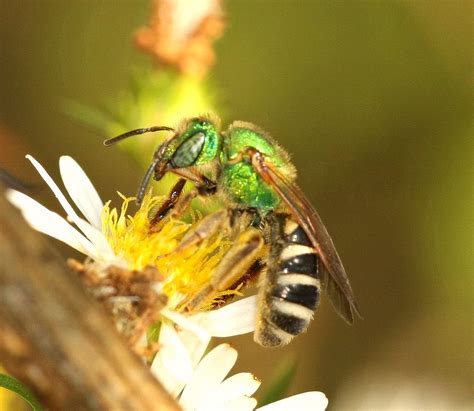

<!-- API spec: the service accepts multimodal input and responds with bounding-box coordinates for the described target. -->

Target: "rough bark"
[0,190,180,411]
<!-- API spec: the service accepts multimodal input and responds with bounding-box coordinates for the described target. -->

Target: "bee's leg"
[211,258,266,309]
[149,178,187,229]
[254,213,321,347]
[183,228,264,312]
[149,175,217,231]
[174,205,257,252]
[173,208,230,251]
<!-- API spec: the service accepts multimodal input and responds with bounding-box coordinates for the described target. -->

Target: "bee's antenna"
[136,157,161,206]
[103,126,174,146]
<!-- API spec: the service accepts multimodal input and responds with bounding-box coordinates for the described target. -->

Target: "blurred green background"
[1,1,472,409]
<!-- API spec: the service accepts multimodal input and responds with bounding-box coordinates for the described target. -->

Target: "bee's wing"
[253,153,361,323]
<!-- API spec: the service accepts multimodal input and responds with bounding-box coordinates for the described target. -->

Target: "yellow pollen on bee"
[101,192,235,311]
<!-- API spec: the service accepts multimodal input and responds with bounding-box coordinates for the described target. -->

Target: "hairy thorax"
[221,162,281,213]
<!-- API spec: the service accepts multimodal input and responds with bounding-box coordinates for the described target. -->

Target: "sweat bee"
[105,114,360,347]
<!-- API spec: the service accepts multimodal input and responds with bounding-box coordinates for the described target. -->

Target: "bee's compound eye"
[171,132,206,168]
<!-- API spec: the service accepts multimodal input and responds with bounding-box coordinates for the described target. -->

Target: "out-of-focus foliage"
[65,68,218,165]
[0,1,472,409]
[259,357,297,406]
[0,373,43,411]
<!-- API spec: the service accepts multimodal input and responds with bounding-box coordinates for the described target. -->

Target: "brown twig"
[0,190,180,411]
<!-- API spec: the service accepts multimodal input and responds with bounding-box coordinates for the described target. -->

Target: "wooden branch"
[0,190,180,411]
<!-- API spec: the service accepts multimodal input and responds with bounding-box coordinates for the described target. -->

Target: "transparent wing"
[252,152,361,323]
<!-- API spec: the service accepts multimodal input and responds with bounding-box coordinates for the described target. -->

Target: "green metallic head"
[128,114,221,204]
[163,115,221,169]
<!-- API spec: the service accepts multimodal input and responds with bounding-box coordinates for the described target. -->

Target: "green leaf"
[62,99,114,132]
[0,373,44,411]
[147,321,162,344]
[259,357,297,406]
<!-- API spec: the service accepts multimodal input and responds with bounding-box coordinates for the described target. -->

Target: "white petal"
[257,392,329,411]
[151,322,194,397]
[158,326,211,399]
[197,396,257,411]
[197,373,260,410]
[180,344,238,410]
[161,308,211,342]
[179,326,212,369]
[75,215,117,262]
[26,154,82,220]
[213,373,261,403]
[152,309,213,397]
[26,155,114,257]
[6,189,98,259]
[191,296,257,337]
[59,156,103,229]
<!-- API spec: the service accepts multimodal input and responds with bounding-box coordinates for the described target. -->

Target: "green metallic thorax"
[221,161,279,213]
[220,124,294,214]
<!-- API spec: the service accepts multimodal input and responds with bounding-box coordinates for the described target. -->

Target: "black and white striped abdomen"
[255,216,321,347]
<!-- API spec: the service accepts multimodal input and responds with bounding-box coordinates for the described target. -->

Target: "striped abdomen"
[255,215,320,347]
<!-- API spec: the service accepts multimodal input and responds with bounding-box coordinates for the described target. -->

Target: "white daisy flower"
[6,154,255,335]
[6,155,120,265]
[6,155,328,411]
[154,328,328,411]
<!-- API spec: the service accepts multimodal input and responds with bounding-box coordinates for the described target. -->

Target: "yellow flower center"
[102,192,239,311]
